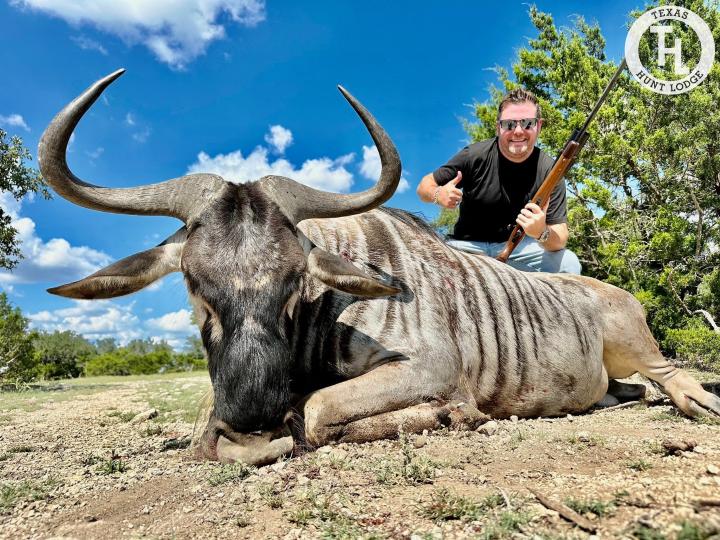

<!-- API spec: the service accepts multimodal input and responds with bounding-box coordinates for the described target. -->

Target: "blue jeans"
[447,236,582,274]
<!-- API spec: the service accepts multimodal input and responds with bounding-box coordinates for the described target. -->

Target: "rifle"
[496,59,627,263]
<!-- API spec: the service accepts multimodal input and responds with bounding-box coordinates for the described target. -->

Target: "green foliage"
[33,330,96,379]
[95,457,127,475]
[430,207,460,236]
[84,348,205,377]
[184,335,205,359]
[664,319,720,371]
[564,497,616,517]
[94,337,117,355]
[207,462,255,486]
[0,478,59,513]
[0,129,49,270]
[0,293,37,383]
[421,489,492,522]
[455,1,720,364]
[124,338,172,355]
[374,431,438,485]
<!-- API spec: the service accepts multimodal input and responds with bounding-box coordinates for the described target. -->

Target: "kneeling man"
[418,88,581,274]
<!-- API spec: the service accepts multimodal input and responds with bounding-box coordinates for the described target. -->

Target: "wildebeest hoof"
[595,393,620,408]
[448,402,491,430]
[607,379,646,401]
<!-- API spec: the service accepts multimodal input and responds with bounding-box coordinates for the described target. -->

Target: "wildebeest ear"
[307,247,400,298]
[48,229,186,300]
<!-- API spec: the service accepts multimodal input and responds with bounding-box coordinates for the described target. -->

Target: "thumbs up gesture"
[436,171,463,209]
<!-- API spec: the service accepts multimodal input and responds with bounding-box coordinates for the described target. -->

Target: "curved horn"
[259,85,401,225]
[38,69,226,223]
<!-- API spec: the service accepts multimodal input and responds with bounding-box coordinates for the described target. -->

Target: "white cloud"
[0,113,30,132]
[125,113,150,142]
[147,308,195,333]
[359,145,410,193]
[0,192,112,285]
[70,34,108,55]
[86,147,104,160]
[28,300,143,344]
[28,301,198,349]
[264,125,293,154]
[12,0,267,69]
[188,146,355,193]
[132,126,151,143]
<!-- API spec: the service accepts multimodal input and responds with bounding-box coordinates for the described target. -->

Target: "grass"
[632,524,667,540]
[207,462,256,486]
[0,478,60,513]
[508,429,529,450]
[564,497,615,517]
[646,440,666,456]
[650,410,685,422]
[0,385,108,413]
[140,379,211,424]
[564,433,606,447]
[258,482,284,509]
[691,415,720,426]
[373,431,439,485]
[142,423,163,437]
[628,459,653,472]
[106,410,137,422]
[676,520,714,540]
[421,489,504,522]
[95,457,128,475]
[0,371,209,414]
[285,488,372,538]
[481,510,533,540]
[420,488,528,539]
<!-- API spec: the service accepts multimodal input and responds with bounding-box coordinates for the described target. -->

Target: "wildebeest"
[40,71,720,465]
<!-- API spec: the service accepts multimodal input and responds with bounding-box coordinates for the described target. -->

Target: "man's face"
[496,101,542,163]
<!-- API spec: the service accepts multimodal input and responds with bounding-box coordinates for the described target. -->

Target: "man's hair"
[497,88,542,120]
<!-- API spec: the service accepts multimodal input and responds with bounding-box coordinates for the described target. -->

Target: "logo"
[625,6,715,95]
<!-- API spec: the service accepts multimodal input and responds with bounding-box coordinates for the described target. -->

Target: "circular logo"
[625,5,715,95]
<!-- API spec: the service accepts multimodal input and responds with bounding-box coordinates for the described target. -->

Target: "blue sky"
[0,0,639,348]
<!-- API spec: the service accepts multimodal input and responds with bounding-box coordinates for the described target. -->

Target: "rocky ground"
[1,372,719,539]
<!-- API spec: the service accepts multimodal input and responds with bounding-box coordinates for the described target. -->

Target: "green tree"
[461,1,720,366]
[33,330,97,379]
[95,337,118,355]
[0,292,38,383]
[184,335,205,360]
[125,337,172,355]
[0,129,48,269]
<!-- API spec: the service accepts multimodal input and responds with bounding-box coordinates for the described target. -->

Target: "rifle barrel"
[579,58,627,135]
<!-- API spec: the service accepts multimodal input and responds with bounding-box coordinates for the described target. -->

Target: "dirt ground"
[1,372,719,540]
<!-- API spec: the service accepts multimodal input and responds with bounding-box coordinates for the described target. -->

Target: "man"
[417,88,581,274]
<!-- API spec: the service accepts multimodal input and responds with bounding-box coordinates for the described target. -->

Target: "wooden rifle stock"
[496,140,582,262]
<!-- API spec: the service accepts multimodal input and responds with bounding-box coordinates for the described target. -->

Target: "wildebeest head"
[39,70,401,462]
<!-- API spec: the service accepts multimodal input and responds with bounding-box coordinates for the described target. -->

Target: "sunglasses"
[497,118,539,131]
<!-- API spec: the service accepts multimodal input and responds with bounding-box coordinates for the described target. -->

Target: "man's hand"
[435,171,463,208]
[516,200,549,239]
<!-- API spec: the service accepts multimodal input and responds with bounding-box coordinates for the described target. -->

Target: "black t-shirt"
[433,137,567,242]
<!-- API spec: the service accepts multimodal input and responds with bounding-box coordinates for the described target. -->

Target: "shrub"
[664,319,720,372]
[83,349,207,376]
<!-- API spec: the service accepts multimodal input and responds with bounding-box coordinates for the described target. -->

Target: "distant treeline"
[1,293,206,383]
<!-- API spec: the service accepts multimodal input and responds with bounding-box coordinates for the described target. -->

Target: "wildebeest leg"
[601,290,720,417]
[301,362,460,447]
[320,402,452,444]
